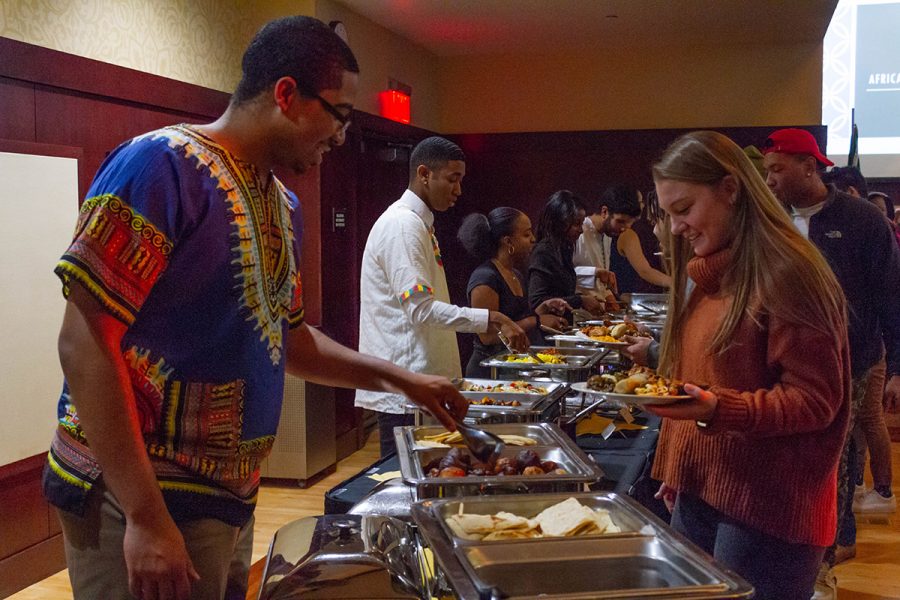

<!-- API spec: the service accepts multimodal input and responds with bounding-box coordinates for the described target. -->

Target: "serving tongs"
[539,324,565,336]
[636,303,664,316]
[497,330,545,363]
[452,415,506,466]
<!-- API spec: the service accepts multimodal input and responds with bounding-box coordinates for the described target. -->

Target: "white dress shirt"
[355,189,489,414]
[573,216,612,297]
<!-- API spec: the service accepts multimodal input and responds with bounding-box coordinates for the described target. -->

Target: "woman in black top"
[458,207,570,377]
[529,190,605,316]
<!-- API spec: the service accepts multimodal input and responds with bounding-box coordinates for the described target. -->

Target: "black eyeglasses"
[295,79,351,130]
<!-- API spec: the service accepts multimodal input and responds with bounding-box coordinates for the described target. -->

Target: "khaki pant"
[853,358,892,489]
[57,480,253,600]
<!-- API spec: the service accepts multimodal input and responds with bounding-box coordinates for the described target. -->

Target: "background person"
[868,191,900,248]
[528,190,606,316]
[45,17,468,600]
[572,184,640,307]
[821,165,868,198]
[458,207,570,377]
[608,187,672,293]
[649,131,849,599]
[820,184,897,516]
[355,137,527,457]
[762,128,900,571]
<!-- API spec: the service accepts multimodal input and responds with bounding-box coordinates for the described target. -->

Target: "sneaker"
[853,489,897,513]
[834,543,856,564]
[812,564,837,600]
[853,483,869,501]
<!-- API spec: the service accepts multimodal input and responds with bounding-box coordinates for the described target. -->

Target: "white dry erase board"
[0,149,80,466]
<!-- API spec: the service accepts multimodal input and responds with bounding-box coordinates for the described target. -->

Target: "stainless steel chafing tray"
[406,379,570,425]
[257,514,430,599]
[480,346,612,382]
[412,492,754,599]
[427,492,651,546]
[395,422,603,500]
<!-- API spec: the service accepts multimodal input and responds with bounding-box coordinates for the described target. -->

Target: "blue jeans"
[377,411,415,458]
[671,493,824,600]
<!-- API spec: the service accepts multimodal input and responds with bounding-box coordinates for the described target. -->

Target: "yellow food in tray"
[504,353,565,364]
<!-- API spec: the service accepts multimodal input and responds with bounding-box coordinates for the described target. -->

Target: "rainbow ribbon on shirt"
[429,227,443,268]
[399,284,434,303]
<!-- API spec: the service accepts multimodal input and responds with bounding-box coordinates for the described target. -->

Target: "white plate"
[569,382,688,406]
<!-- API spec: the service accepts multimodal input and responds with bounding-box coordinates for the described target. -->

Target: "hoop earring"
[507,244,515,256]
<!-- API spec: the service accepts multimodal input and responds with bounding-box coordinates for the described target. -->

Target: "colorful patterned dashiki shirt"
[43,125,304,527]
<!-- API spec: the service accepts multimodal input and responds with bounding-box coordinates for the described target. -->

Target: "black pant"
[377,412,415,458]
[671,493,824,600]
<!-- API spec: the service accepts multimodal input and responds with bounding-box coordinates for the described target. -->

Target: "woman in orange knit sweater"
[648,131,850,599]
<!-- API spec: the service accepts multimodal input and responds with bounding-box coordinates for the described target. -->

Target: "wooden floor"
[7,438,900,599]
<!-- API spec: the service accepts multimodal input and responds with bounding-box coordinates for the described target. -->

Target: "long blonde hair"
[653,131,846,375]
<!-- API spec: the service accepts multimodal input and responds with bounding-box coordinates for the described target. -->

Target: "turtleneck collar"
[687,247,733,294]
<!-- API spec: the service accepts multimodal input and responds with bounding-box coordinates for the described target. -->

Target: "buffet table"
[324,412,663,516]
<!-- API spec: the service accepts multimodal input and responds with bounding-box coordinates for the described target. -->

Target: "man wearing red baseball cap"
[762,128,900,593]
[763,128,835,167]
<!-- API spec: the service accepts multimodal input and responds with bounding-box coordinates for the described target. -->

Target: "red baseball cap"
[761,128,834,167]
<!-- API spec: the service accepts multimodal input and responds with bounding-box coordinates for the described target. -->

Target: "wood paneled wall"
[441,126,826,366]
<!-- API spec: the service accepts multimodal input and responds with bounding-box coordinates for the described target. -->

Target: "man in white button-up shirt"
[572,187,640,309]
[356,137,527,456]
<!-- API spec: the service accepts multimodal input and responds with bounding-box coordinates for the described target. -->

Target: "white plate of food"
[573,368,692,405]
[569,381,686,405]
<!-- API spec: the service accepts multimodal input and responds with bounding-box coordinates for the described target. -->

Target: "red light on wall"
[378,90,411,124]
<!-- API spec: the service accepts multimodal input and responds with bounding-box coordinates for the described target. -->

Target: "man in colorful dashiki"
[44,17,468,600]
[355,136,529,457]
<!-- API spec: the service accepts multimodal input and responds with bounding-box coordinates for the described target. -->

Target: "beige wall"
[437,41,824,133]
[0,1,824,133]
[0,0,315,93]
[314,0,442,131]
[0,0,443,128]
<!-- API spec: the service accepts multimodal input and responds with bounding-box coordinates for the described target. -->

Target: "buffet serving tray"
[412,492,754,600]
[480,346,605,370]
[458,378,568,409]
[395,422,603,500]
[425,492,651,547]
[407,378,570,425]
[480,346,612,382]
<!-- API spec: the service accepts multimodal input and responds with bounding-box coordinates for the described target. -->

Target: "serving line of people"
[39,13,899,600]
[360,127,900,599]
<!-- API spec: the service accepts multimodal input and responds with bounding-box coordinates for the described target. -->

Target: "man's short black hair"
[598,185,641,217]
[409,136,466,180]
[232,16,359,106]
[822,166,868,197]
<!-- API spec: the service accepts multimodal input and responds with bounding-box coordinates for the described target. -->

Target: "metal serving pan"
[480,346,611,382]
[258,514,430,599]
[395,422,603,499]
[459,378,566,404]
[425,492,652,547]
[407,378,570,425]
[412,492,754,600]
